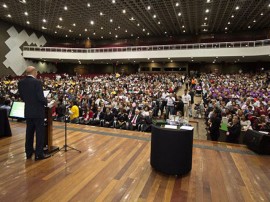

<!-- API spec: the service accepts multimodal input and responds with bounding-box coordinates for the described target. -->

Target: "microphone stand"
[58,92,81,153]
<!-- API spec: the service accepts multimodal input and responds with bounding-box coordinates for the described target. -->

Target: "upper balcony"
[23,39,270,62]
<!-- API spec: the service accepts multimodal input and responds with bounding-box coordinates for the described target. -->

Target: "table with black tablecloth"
[0,108,12,137]
[150,125,193,175]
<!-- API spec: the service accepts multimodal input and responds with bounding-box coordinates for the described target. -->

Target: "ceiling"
[1,0,270,40]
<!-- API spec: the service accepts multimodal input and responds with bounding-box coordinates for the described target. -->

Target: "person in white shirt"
[182,89,191,118]
[165,93,175,118]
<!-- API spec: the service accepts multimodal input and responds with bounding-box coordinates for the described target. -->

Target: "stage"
[0,121,269,201]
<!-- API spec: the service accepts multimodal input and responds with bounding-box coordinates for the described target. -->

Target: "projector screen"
[9,101,25,119]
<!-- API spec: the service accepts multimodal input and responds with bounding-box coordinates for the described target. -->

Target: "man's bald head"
[26,66,37,77]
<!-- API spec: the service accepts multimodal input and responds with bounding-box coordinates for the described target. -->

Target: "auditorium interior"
[0,0,270,201]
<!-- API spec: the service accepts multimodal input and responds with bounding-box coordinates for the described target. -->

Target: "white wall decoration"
[3,26,57,75]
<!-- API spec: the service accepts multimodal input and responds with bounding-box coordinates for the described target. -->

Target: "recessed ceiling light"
[101,27,103,30]
[153,14,156,18]
[3,4,7,8]
[158,21,161,24]
[253,19,256,23]
[110,19,113,22]
[101,36,103,38]
[182,25,185,28]
[85,28,88,31]
[129,17,135,21]
[125,30,127,32]
[100,12,103,16]
[147,32,150,35]
[66,35,68,37]
[131,34,133,36]
[24,12,28,16]
[268,3,270,7]
[55,31,57,34]
[248,25,251,28]
[225,27,228,30]
[231,15,234,18]
[112,0,116,3]
[143,28,145,32]
[176,2,179,7]
[79,34,81,36]
[42,19,47,23]
[87,3,90,7]
[228,22,231,24]
[90,20,94,25]
[137,23,140,26]
[205,17,208,20]
[260,13,263,16]
[109,32,111,34]
[73,23,76,26]
[19,0,26,4]
[205,9,210,13]
[56,25,62,29]
[147,6,151,10]
[207,0,211,3]
[69,29,72,32]
[115,35,118,38]
[59,17,63,21]
[93,32,96,35]
[235,6,239,10]
[42,26,47,30]
[122,9,126,14]
[183,30,186,32]
[26,21,30,24]
[165,31,167,34]
[64,6,68,10]
[178,12,181,16]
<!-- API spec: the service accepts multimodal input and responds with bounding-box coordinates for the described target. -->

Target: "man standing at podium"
[18,66,51,160]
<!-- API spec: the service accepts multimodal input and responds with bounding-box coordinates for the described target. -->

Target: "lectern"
[44,107,59,153]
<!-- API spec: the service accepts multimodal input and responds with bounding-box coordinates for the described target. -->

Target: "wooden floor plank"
[0,121,269,201]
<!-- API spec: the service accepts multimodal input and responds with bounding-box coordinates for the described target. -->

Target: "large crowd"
[0,72,269,142]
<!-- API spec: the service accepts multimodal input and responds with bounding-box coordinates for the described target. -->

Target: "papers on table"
[180,126,194,131]
[164,125,178,130]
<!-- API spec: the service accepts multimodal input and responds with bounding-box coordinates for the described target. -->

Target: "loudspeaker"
[243,130,270,155]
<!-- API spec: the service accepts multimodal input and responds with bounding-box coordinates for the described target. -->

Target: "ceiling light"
[147,32,150,35]
[147,6,151,10]
[85,28,88,31]
[203,29,207,31]
[225,27,228,30]
[153,14,156,18]
[69,29,72,32]
[253,19,256,23]
[137,23,140,26]
[268,3,270,7]
[235,6,239,10]
[87,3,90,7]
[112,0,116,3]
[73,23,76,26]
[248,25,251,28]
[115,35,118,38]
[176,2,179,7]
[260,13,263,15]
[231,15,234,18]
[122,9,126,14]
[90,20,94,25]
[183,30,186,32]
[19,0,26,4]
[64,6,68,10]
[165,31,167,34]
[152,60,154,63]
[42,26,47,30]
[125,30,127,32]
[59,17,63,21]
[100,12,103,16]
[56,25,62,29]
[55,31,57,34]
[228,22,231,24]
[100,27,103,29]
[207,0,211,3]
[66,35,68,37]
[118,26,120,29]
[42,19,47,23]
[3,3,7,8]
[131,34,133,36]
[79,34,81,36]
[110,19,113,22]
[101,36,103,39]
[205,9,209,13]
[158,21,161,24]
[26,21,30,24]
[205,17,208,20]
[178,12,181,16]
[109,32,111,34]
[93,32,96,35]
[129,17,135,21]
[24,12,28,16]
[143,28,145,32]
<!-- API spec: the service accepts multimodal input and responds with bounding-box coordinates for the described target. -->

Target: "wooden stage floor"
[0,121,269,202]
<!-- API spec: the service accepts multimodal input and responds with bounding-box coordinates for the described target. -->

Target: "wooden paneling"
[0,121,269,201]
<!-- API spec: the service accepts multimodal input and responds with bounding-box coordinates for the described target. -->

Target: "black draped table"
[150,125,193,175]
[0,108,12,137]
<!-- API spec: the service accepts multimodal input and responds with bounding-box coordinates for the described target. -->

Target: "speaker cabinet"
[243,130,270,155]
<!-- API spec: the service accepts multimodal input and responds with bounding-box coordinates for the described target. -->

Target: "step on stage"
[0,121,269,201]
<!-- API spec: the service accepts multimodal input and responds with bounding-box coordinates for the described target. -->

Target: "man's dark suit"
[18,76,47,158]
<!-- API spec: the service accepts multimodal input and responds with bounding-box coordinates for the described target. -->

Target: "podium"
[0,108,12,137]
[44,107,59,153]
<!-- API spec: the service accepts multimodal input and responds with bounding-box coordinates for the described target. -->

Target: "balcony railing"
[23,39,270,53]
